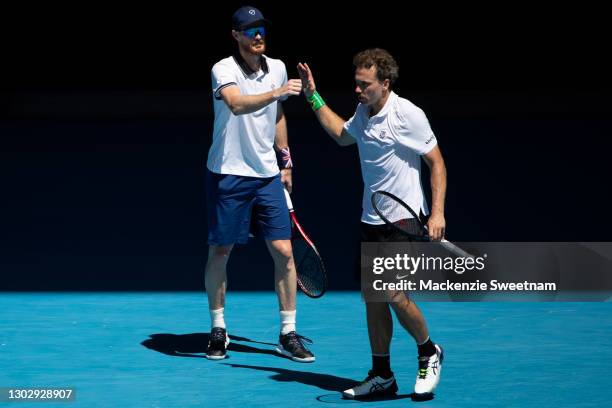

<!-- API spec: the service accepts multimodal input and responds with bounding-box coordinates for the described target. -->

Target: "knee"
[389,293,412,310]
[208,245,233,262]
[272,240,294,263]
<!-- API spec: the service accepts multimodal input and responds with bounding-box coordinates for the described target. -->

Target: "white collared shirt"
[344,91,438,224]
[207,54,288,177]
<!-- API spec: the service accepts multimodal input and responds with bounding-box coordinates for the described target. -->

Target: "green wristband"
[307,91,326,111]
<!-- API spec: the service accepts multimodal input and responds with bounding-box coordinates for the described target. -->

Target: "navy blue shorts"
[206,170,291,245]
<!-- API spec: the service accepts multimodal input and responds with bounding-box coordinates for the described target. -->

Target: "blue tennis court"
[1,292,610,407]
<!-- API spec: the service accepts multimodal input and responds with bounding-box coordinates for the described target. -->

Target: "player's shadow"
[224,363,412,401]
[141,333,284,358]
[224,363,360,392]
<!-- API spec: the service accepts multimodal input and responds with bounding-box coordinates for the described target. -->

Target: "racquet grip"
[284,188,294,211]
[440,239,474,258]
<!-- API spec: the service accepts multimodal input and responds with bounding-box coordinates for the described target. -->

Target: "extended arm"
[218,79,302,115]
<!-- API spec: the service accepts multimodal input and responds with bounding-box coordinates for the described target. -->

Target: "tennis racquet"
[284,189,328,298]
[371,190,474,258]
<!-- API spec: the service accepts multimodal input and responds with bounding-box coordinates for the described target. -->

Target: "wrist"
[276,146,293,169]
[307,91,326,111]
[272,88,282,101]
[304,88,315,98]
[430,209,444,217]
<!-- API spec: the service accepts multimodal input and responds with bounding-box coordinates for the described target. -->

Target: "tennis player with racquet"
[298,49,447,398]
[204,6,314,363]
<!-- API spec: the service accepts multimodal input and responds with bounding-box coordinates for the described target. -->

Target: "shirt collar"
[369,91,397,119]
[232,52,269,77]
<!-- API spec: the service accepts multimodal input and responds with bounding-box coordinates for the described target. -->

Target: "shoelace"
[285,331,313,349]
[418,357,429,379]
[363,370,376,383]
[211,329,226,344]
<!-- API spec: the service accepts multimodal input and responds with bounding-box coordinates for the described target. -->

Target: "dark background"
[1,2,610,290]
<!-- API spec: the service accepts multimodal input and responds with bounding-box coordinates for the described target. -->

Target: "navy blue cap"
[232,6,268,30]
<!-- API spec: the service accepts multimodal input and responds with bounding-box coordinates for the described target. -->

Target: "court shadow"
[226,363,414,401]
[316,393,414,403]
[410,392,435,402]
[141,333,281,358]
[224,363,360,392]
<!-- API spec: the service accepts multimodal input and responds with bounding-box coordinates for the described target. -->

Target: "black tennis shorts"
[354,218,425,281]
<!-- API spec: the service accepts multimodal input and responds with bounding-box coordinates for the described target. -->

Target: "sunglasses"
[241,26,265,39]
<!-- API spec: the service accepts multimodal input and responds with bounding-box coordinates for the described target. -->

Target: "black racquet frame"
[371,190,474,258]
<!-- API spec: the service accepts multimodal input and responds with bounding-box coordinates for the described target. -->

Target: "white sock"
[210,308,226,329]
[280,310,296,335]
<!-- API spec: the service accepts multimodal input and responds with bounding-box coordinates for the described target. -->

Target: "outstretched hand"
[297,62,316,98]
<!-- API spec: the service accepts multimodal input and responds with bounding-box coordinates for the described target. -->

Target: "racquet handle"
[440,239,474,258]
[284,188,294,211]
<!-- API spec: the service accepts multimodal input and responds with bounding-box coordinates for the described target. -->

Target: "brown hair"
[353,48,399,86]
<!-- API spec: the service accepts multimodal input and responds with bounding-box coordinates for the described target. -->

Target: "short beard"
[240,40,265,56]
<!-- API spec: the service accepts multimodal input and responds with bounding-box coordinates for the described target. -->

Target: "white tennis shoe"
[414,344,444,395]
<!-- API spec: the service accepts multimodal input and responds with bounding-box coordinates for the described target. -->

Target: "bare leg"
[205,244,233,310]
[265,239,296,311]
[366,302,393,354]
[389,292,429,344]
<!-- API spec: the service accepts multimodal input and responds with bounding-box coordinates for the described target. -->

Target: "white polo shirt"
[344,91,438,224]
[207,54,288,178]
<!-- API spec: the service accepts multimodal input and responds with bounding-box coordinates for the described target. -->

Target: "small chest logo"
[379,129,387,139]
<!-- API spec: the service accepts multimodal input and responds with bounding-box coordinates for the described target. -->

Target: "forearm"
[228,90,279,115]
[275,106,293,172]
[314,105,344,139]
[429,161,447,216]
[274,110,288,149]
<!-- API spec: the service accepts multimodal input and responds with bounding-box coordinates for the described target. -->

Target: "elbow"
[329,131,347,146]
[332,128,352,146]
[426,154,446,172]
[225,98,245,115]
[432,161,446,176]
[229,104,243,115]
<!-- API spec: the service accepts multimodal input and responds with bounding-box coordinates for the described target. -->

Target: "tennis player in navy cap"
[204,6,315,363]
